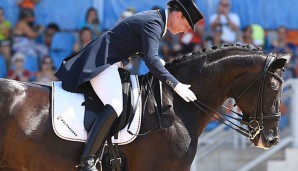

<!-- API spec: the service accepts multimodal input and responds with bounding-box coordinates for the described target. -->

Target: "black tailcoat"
[55,10,179,92]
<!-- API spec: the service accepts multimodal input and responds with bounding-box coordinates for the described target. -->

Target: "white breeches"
[90,63,123,116]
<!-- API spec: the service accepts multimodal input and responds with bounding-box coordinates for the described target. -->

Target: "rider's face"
[167,11,191,34]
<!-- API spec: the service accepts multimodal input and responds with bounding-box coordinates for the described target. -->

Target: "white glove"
[174,83,197,102]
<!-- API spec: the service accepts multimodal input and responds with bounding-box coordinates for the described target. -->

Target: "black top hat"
[168,0,203,30]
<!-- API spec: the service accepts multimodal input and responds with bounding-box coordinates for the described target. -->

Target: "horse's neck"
[160,78,228,140]
[163,55,264,140]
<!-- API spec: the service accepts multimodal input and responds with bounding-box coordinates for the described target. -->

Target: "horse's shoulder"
[0,79,27,93]
[0,79,51,97]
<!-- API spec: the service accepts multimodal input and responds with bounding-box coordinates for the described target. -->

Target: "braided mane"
[165,44,266,69]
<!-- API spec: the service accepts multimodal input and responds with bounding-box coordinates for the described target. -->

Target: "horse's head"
[166,46,291,149]
[234,54,291,149]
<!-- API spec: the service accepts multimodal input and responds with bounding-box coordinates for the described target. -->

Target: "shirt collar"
[163,9,168,37]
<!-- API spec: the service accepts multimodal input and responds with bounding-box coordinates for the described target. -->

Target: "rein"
[191,54,282,140]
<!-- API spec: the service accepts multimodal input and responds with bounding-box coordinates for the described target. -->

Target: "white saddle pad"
[51,75,142,145]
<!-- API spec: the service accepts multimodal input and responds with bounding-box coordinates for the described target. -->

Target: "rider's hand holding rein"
[174,83,197,102]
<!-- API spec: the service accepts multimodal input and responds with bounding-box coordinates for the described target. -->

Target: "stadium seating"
[0,55,7,78]
[24,55,39,73]
[279,115,289,130]
[138,60,150,75]
[23,55,39,80]
[50,32,75,69]
[205,121,220,131]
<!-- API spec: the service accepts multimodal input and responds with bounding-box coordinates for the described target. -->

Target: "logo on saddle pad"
[51,76,142,145]
[57,116,78,136]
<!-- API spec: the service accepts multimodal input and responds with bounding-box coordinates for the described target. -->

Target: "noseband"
[192,53,283,140]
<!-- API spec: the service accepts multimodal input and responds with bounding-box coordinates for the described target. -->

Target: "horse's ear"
[269,54,291,72]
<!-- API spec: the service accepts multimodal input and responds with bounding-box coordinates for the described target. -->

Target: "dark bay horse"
[0,45,289,171]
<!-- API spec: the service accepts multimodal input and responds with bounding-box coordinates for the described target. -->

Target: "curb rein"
[191,53,283,140]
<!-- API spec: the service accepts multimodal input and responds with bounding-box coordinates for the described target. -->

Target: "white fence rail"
[237,137,294,171]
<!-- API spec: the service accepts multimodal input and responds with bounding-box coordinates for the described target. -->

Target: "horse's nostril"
[268,137,280,146]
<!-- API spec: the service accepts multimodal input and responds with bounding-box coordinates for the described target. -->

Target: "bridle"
[192,53,283,140]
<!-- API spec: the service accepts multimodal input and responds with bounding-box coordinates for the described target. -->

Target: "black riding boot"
[77,104,118,171]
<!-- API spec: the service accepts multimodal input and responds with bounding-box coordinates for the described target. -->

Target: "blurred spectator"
[270,26,297,57]
[81,7,103,37]
[237,25,256,47]
[151,6,161,10]
[7,52,30,81]
[73,27,93,53]
[179,20,205,54]
[269,26,297,80]
[210,0,240,43]
[205,26,224,48]
[120,8,135,20]
[0,7,12,69]
[36,56,57,83]
[160,32,180,62]
[251,24,265,48]
[13,8,48,59]
[17,0,40,10]
[43,23,60,48]
[296,63,298,78]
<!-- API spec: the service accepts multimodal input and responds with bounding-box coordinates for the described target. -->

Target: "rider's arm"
[140,20,197,102]
[141,20,179,89]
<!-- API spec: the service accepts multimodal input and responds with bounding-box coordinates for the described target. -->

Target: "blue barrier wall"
[34,0,94,30]
[0,0,93,30]
[231,0,298,29]
[0,0,297,30]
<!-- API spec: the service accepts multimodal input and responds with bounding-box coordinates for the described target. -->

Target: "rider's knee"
[114,107,123,117]
[110,100,123,117]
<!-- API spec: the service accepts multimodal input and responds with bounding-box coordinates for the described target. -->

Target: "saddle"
[79,68,134,137]
[74,69,163,171]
